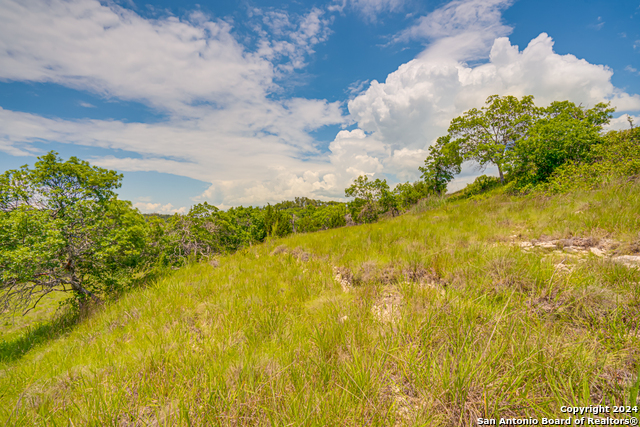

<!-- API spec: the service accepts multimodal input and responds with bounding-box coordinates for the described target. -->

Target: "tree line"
[421,94,621,193]
[2,95,638,314]
[0,154,356,314]
[344,94,639,220]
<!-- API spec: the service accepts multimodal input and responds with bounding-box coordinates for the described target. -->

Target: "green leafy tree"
[153,203,268,268]
[324,205,347,229]
[542,126,639,193]
[162,202,224,261]
[345,175,380,202]
[509,101,614,188]
[393,181,431,209]
[419,136,462,195]
[263,204,292,237]
[448,94,538,183]
[344,175,394,223]
[225,206,267,246]
[294,204,346,233]
[378,186,399,216]
[0,152,148,314]
[295,212,322,233]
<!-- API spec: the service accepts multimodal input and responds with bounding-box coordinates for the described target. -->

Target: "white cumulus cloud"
[343,30,640,183]
[133,202,187,215]
[0,0,638,207]
[0,0,345,206]
[604,114,640,132]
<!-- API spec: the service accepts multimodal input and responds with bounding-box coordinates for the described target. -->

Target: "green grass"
[0,291,72,364]
[1,181,639,426]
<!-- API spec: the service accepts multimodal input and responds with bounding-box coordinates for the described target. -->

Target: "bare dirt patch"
[371,286,404,324]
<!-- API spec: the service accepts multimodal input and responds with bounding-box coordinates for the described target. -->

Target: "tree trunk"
[69,275,98,310]
[498,166,504,183]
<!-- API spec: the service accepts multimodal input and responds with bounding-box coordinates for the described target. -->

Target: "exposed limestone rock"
[514,234,640,270]
[613,255,640,268]
[334,267,353,293]
[537,241,558,249]
[371,286,403,324]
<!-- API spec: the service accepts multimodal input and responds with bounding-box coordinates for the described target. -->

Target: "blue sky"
[1,0,639,213]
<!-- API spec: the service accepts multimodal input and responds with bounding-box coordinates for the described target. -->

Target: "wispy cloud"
[0,0,638,208]
[398,0,513,39]
[392,0,514,60]
[329,0,405,22]
[588,16,604,30]
[79,101,96,108]
[0,0,344,206]
[346,79,370,97]
[250,7,334,74]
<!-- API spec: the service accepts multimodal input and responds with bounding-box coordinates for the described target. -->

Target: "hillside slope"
[2,181,640,426]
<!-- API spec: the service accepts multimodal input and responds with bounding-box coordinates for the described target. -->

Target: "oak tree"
[448,94,538,183]
[0,152,147,314]
[509,101,614,187]
[419,135,462,195]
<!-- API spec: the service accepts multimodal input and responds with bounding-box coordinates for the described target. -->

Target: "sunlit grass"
[1,180,639,425]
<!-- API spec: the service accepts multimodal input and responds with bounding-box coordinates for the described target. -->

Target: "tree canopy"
[508,100,614,188]
[0,152,148,314]
[419,135,462,195]
[448,94,538,183]
[344,175,398,223]
[424,94,616,194]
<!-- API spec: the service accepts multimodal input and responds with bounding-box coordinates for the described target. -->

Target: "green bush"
[451,175,502,200]
[542,127,640,193]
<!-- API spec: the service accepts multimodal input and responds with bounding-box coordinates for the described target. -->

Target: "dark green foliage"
[0,152,148,312]
[419,136,462,194]
[156,203,268,264]
[543,127,640,193]
[270,208,293,238]
[325,206,347,229]
[509,101,614,190]
[448,94,538,183]
[343,176,435,225]
[344,175,397,223]
[265,197,346,234]
[294,204,346,233]
[378,185,399,216]
[151,197,348,267]
[346,197,368,223]
[152,197,348,267]
[393,181,431,209]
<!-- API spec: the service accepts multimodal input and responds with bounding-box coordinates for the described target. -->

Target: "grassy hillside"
[1,181,640,426]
